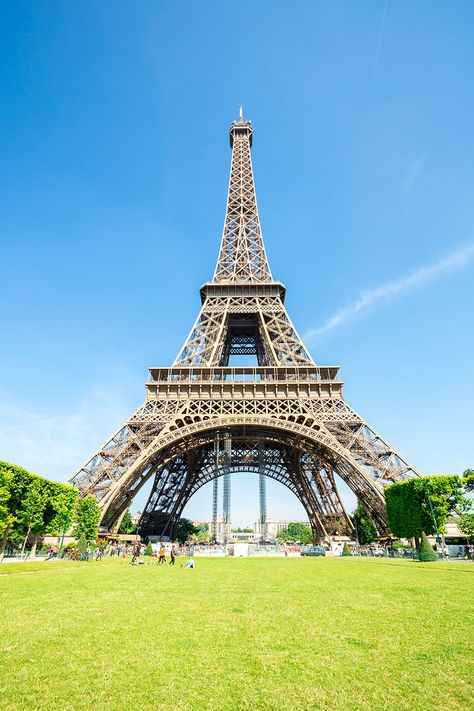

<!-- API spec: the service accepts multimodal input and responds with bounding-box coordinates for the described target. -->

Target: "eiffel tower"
[72,108,419,540]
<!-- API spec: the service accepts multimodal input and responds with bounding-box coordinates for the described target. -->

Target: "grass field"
[0,556,472,711]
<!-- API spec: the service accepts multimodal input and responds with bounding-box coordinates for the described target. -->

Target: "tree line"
[1,460,473,557]
[0,461,78,559]
[353,470,473,547]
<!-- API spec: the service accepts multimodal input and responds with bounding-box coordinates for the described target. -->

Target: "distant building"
[254,518,310,541]
[207,515,232,542]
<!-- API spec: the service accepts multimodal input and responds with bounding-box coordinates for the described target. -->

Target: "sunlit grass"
[0,556,472,710]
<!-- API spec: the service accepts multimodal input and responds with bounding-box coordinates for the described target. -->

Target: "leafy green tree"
[0,462,76,559]
[195,522,209,533]
[418,531,437,562]
[118,510,137,534]
[462,469,474,493]
[144,541,153,556]
[73,495,101,542]
[0,465,14,544]
[17,477,48,558]
[385,475,466,546]
[175,518,199,544]
[342,542,352,556]
[287,522,312,543]
[352,502,376,545]
[44,481,78,539]
[458,513,474,542]
[0,462,31,557]
[276,523,312,543]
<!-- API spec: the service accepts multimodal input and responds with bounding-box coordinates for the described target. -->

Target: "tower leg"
[258,437,267,542]
[211,477,218,542]
[223,433,231,544]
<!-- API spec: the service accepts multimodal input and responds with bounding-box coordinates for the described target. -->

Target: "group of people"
[150,543,176,565]
[130,541,195,568]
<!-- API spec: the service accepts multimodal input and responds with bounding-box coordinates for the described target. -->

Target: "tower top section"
[230,106,252,148]
[213,110,272,283]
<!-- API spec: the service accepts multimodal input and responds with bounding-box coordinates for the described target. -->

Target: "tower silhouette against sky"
[72,109,419,541]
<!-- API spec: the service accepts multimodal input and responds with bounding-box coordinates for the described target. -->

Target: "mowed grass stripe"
[0,557,472,711]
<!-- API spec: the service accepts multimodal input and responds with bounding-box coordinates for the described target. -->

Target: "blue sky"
[1,1,473,526]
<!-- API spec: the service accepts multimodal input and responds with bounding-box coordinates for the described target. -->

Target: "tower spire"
[213,111,272,283]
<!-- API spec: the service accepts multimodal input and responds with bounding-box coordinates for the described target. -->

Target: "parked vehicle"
[301,546,326,557]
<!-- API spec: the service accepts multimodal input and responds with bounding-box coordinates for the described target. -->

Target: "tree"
[144,541,153,556]
[17,477,48,558]
[462,469,474,493]
[385,475,466,546]
[276,522,312,543]
[418,531,437,562]
[352,502,376,545]
[342,542,352,556]
[0,465,14,547]
[0,462,32,558]
[175,518,199,544]
[0,462,76,559]
[287,522,312,543]
[73,495,101,541]
[458,513,474,542]
[44,481,78,539]
[195,522,209,533]
[118,510,137,534]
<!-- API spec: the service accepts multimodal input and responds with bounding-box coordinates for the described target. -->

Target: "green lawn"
[0,557,472,711]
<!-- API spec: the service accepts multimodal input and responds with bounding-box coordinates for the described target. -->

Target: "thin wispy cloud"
[304,243,474,345]
[371,0,389,88]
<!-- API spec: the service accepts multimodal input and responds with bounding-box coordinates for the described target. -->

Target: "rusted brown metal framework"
[71,110,419,541]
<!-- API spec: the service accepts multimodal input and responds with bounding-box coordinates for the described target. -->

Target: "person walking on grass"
[159,543,166,565]
[131,540,141,564]
[169,545,176,566]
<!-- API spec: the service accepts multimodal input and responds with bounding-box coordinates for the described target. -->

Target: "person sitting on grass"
[184,558,195,569]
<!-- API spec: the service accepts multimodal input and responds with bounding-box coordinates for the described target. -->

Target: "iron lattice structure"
[72,111,420,541]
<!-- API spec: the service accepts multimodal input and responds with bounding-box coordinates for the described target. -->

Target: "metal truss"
[138,431,353,541]
[71,111,420,540]
[213,109,272,283]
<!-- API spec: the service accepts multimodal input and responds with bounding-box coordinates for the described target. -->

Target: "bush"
[77,533,89,561]
[418,532,438,562]
[341,542,352,557]
[144,541,153,556]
